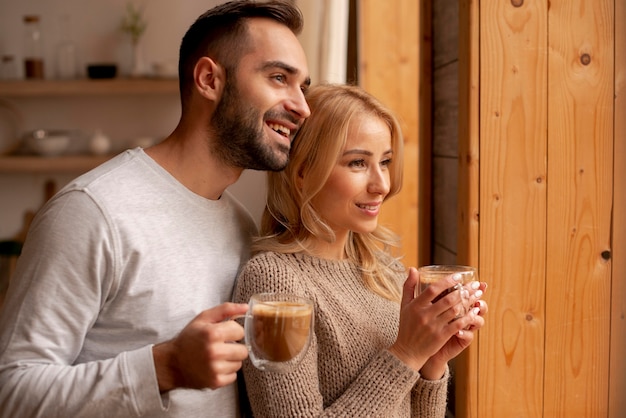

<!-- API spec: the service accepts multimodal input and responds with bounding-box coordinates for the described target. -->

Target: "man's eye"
[273,74,286,83]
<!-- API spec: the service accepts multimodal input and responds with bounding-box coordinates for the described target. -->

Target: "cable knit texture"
[233,251,450,417]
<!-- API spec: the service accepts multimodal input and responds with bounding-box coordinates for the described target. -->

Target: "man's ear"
[194,56,224,101]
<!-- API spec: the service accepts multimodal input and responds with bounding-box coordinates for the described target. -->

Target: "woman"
[233,84,487,417]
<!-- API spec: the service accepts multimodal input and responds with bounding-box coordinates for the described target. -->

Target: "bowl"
[25,129,71,157]
[87,63,117,79]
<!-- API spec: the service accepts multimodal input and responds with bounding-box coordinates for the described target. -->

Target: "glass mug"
[241,293,314,373]
[417,265,478,318]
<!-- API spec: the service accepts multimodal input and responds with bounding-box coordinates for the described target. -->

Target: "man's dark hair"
[178,0,304,107]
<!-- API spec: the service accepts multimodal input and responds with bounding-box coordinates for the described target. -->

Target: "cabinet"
[0,78,178,173]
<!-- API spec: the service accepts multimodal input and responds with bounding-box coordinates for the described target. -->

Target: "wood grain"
[360,0,624,415]
[545,0,613,415]
[457,0,622,416]
[358,0,423,267]
[478,0,548,415]
[0,79,178,97]
[456,0,480,416]
[610,0,626,416]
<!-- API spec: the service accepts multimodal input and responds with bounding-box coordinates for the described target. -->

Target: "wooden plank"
[432,0,459,70]
[456,0,480,415]
[545,0,614,415]
[478,1,548,416]
[433,61,459,157]
[609,0,626,416]
[432,156,458,254]
[417,0,433,267]
[0,79,178,97]
[358,0,423,267]
[433,61,459,256]
[0,155,112,173]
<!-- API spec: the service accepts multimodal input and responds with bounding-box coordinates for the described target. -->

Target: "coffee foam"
[253,301,312,317]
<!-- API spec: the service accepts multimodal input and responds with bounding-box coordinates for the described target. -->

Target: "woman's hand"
[420,281,488,380]
[388,267,473,373]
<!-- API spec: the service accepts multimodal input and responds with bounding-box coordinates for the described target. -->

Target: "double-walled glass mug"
[417,265,478,318]
[242,293,314,373]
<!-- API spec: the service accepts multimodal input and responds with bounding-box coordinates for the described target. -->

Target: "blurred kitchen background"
[0,0,350,240]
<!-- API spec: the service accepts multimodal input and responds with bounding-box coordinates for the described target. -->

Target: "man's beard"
[210,79,292,171]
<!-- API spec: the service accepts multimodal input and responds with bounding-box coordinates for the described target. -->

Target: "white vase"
[130,40,144,77]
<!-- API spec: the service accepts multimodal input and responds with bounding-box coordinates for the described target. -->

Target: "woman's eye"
[348,159,366,168]
[381,158,392,167]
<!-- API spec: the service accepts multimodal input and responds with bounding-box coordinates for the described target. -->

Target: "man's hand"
[152,302,249,392]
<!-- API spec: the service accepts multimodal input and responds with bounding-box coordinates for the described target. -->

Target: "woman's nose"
[368,168,390,195]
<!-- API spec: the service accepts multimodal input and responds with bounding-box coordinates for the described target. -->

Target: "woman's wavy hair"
[253,83,405,302]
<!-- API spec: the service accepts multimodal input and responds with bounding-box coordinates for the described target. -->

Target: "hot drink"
[418,265,477,317]
[244,293,314,373]
[419,275,463,303]
[251,301,312,362]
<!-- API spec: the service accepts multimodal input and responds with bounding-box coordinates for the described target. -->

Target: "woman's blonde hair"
[253,84,405,301]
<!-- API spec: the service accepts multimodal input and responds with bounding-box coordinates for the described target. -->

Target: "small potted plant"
[120,2,147,77]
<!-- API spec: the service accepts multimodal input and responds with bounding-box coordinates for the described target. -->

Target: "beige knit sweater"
[233,251,450,418]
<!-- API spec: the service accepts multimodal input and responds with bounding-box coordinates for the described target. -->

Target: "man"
[0,1,311,416]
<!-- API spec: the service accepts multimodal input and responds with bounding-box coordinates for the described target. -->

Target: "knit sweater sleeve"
[233,252,450,418]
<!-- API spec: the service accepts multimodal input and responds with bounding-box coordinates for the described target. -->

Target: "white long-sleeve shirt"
[0,148,256,417]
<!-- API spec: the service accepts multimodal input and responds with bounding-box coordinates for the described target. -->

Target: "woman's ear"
[296,168,304,191]
[194,56,224,101]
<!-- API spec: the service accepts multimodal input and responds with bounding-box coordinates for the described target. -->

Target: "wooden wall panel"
[478,1,548,416]
[361,0,623,415]
[433,61,459,259]
[456,0,480,415]
[457,0,623,417]
[609,0,625,416]
[545,1,613,415]
[358,0,424,267]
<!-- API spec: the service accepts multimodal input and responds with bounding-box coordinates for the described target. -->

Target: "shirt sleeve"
[0,191,165,417]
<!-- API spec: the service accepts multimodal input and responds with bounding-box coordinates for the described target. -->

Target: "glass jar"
[23,15,45,79]
[1,55,18,80]
[55,14,77,79]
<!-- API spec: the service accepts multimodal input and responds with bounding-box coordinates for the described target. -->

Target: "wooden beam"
[358,0,426,268]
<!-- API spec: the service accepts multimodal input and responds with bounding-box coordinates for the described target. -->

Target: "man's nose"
[287,89,311,120]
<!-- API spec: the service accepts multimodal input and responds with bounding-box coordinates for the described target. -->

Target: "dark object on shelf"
[23,15,45,79]
[0,240,23,297]
[87,64,117,79]
[0,240,22,256]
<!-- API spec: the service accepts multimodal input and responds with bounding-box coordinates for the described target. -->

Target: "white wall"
[0,0,223,79]
[0,0,269,239]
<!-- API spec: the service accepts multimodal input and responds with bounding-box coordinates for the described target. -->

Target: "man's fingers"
[194,302,249,324]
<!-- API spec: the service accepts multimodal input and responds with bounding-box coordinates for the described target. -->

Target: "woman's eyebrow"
[342,149,393,156]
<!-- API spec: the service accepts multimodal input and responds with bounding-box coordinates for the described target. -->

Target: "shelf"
[0,78,179,97]
[0,155,114,174]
